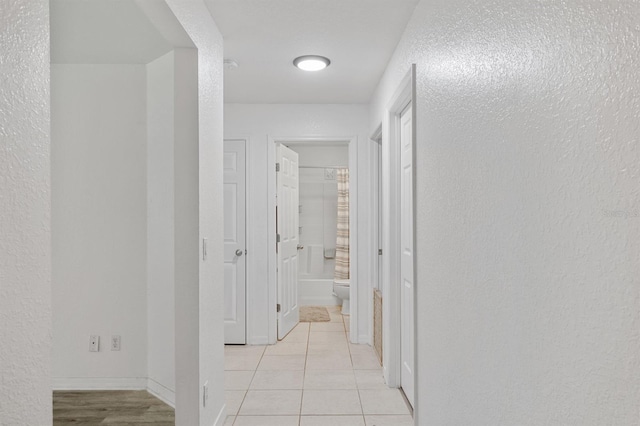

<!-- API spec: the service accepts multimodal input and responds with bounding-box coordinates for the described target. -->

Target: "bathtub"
[298,278,341,306]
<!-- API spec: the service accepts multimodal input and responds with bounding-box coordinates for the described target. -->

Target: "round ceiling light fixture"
[293,55,331,72]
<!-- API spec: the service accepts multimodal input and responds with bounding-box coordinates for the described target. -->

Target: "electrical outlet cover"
[89,335,100,352]
[111,335,121,351]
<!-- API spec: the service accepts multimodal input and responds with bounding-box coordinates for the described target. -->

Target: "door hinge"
[378,248,383,255]
[276,162,280,172]
[277,304,281,313]
[276,233,281,243]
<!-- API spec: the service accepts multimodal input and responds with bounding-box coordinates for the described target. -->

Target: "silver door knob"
[297,245,304,250]
[235,249,243,256]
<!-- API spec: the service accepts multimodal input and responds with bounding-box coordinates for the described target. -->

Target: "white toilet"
[333,279,350,315]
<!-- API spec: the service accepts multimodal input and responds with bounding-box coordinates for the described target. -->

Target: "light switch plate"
[203,238,208,260]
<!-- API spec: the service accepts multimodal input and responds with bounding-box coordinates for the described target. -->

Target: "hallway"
[224,307,412,425]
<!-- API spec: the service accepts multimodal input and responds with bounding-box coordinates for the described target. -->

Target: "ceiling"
[206,0,419,104]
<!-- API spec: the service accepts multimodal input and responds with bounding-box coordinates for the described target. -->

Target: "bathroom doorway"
[268,137,358,342]
[292,142,349,306]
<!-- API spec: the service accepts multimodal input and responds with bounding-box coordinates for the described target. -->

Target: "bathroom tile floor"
[224,306,413,426]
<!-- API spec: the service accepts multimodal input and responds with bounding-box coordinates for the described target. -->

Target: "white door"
[276,144,300,339]
[400,105,415,406]
[224,140,246,344]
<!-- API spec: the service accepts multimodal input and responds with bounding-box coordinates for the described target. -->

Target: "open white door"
[224,140,246,344]
[276,144,300,340]
[400,104,415,406]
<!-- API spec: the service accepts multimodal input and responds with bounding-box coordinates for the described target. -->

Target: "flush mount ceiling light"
[293,55,331,72]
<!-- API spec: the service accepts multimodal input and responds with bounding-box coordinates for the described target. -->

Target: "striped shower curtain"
[334,169,350,280]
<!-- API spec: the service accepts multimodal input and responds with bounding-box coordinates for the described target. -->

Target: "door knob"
[297,245,304,250]
[235,249,243,256]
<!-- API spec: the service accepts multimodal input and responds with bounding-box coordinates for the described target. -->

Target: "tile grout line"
[298,320,311,426]
[343,312,367,425]
[232,345,266,424]
[345,312,355,370]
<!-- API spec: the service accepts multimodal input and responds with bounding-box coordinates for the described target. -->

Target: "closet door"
[224,139,247,344]
[400,104,415,407]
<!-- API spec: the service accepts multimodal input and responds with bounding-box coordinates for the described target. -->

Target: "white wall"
[52,64,148,385]
[168,2,226,425]
[294,145,349,168]
[224,104,372,344]
[370,0,640,424]
[170,46,202,425]
[147,51,176,404]
[0,1,51,423]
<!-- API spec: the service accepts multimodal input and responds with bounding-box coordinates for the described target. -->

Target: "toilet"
[333,279,350,315]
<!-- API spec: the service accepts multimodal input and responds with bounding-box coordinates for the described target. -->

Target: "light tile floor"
[224,306,413,426]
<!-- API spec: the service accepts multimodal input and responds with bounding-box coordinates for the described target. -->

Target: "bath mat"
[300,306,330,322]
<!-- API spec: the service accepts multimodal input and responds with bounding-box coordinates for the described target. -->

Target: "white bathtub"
[298,278,341,306]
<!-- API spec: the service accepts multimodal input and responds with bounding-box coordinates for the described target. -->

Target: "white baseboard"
[53,377,147,390]
[358,334,372,345]
[146,378,175,408]
[249,335,270,345]
[212,403,227,426]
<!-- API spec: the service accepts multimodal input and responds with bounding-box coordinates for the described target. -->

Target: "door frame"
[379,65,417,404]
[369,126,383,346]
[371,128,383,291]
[267,136,359,344]
[223,138,250,344]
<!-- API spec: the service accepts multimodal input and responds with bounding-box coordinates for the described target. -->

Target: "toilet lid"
[334,279,350,286]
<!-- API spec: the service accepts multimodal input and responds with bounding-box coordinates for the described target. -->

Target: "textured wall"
[167,1,226,425]
[0,0,52,424]
[370,0,640,424]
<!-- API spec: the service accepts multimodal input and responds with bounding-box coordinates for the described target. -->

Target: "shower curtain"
[334,169,350,280]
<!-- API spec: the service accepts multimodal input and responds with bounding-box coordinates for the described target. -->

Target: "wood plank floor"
[53,390,174,425]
